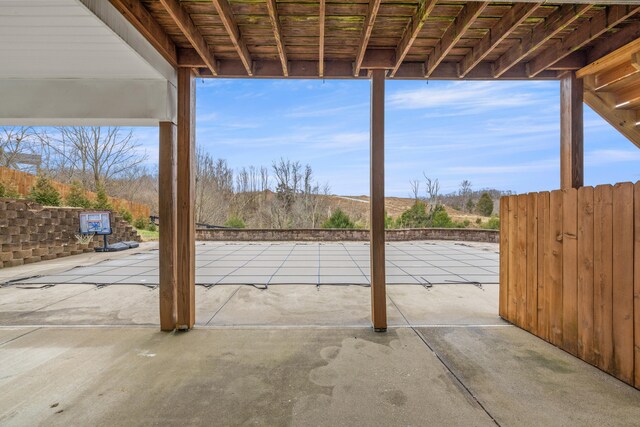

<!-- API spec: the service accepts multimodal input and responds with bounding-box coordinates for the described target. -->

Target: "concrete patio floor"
[0,241,639,425]
[1,326,639,426]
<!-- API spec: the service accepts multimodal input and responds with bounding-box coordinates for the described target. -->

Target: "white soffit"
[0,0,169,80]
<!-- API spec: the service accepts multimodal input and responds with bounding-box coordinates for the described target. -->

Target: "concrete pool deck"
[0,241,639,425]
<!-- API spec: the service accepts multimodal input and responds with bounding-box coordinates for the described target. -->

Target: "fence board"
[549,190,564,347]
[517,194,528,327]
[634,182,640,389]
[0,166,150,218]
[577,186,595,364]
[612,182,634,384]
[526,192,538,334]
[593,184,613,372]
[562,188,578,355]
[538,191,550,341]
[501,183,638,389]
[499,196,509,319]
[508,195,518,323]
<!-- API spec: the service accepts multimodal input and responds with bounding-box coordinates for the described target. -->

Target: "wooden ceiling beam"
[266,0,288,77]
[158,0,217,76]
[177,48,204,67]
[547,51,587,70]
[594,61,640,91]
[578,28,640,78]
[459,2,541,78]
[584,89,640,148]
[354,0,382,76]
[319,0,326,77]
[612,83,640,109]
[585,21,640,66]
[528,5,640,77]
[109,0,177,66]
[425,2,489,78]
[494,4,593,78]
[211,0,253,76]
[389,0,438,77]
[362,49,396,69]
[197,59,558,80]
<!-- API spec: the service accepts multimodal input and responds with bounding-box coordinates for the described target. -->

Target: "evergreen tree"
[0,181,20,199]
[322,208,355,229]
[118,207,133,223]
[93,182,112,210]
[65,181,92,208]
[476,192,494,216]
[133,216,148,229]
[29,175,61,206]
[396,201,429,228]
[224,215,246,228]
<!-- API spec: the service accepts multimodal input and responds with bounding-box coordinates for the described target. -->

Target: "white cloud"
[388,81,549,114]
[285,102,368,118]
[444,158,558,175]
[585,149,640,166]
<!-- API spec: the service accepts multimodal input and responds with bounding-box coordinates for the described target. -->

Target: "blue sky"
[136,78,639,197]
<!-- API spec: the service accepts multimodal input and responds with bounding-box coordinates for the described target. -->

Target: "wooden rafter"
[578,35,640,78]
[211,0,253,76]
[594,62,640,91]
[109,0,177,66]
[584,89,640,148]
[459,2,541,78]
[354,0,382,76]
[494,4,593,78]
[319,0,326,77]
[585,21,640,65]
[266,0,287,77]
[425,2,488,78]
[528,5,640,77]
[197,58,558,79]
[158,0,217,75]
[389,0,438,77]
[612,84,640,108]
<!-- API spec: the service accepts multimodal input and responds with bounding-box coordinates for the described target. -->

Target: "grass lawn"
[136,228,159,241]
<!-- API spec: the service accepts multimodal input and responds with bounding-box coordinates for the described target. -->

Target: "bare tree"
[195,148,234,225]
[459,180,472,197]
[41,127,147,190]
[0,127,41,173]
[423,172,440,206]
[269,158,329,228]
[409,179,420,201]
[459,179,473,212]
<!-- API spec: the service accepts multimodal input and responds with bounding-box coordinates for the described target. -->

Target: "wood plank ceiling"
[578,35,640,147]
[109,1,640,80]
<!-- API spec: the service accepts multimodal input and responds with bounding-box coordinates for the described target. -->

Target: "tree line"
[1,126,504,230]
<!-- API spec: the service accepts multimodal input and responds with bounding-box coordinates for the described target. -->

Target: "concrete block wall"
[0,199,141,268]
[195,228,499,243]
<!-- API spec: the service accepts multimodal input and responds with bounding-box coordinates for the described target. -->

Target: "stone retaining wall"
[0,199,141,268]
[195,228,499,243]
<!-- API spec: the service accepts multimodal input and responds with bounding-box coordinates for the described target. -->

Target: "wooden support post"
[159,121,178,331]
[176,68,196,330]
[560,72,584,189]
[370,68,387,332]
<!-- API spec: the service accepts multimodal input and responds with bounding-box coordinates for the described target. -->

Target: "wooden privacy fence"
[500,182,640,390]
[0,167,150,219]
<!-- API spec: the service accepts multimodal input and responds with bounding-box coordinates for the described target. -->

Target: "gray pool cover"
[11,242,499,287]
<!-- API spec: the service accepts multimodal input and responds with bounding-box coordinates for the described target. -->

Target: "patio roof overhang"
[110,1,640,80]
[0,0,177,126]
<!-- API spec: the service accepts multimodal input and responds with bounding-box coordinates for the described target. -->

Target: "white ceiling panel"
[0,0,167,80]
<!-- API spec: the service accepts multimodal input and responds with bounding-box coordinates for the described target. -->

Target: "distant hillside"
[322,194,496,229]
